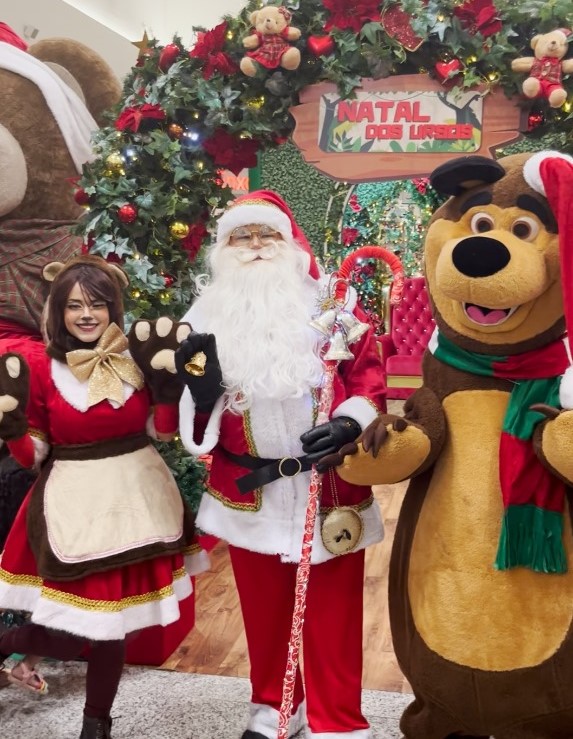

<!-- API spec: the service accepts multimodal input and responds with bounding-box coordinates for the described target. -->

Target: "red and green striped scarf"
[431,330,570,574]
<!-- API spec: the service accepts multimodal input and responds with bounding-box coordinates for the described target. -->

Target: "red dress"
[0,351,207,641]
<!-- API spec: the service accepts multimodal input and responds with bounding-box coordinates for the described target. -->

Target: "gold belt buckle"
[278,457,303,478]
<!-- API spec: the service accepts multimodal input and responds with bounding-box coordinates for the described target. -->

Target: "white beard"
[192,237,325,412]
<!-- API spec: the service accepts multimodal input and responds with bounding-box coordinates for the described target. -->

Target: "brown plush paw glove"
[128,317,192,404]
[0,353,30,441]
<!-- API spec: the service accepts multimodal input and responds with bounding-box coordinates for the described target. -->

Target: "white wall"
[3,0,249,79]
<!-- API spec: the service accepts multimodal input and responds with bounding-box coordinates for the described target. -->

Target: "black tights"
[0,623,125,718]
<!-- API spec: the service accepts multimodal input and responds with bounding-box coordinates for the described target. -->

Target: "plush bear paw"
[335,414,432,486]
[128,318,192,404]
[0,354,29,440]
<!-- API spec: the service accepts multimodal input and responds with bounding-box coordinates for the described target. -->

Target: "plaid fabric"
[531,57,563,84]
[0,219,81,331]
[247,29,291,69]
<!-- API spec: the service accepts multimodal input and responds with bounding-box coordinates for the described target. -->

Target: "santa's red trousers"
[229,545,370,734]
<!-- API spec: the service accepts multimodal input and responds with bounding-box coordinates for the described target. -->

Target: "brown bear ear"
[249,10,259,25]
[107,264,129,288]
[42,262,66,282]
[430,156,506,196]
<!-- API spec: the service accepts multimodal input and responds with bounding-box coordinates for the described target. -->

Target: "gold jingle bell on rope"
[321,505,364,555]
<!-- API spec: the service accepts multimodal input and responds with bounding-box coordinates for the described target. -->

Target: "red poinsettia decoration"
[413,177,429,194]
[453,0,502,38]
[115,104,166,132]
[189,21,238,80]
[323,0,380,34]
[180,221,209,261]
[203,129,260,175]
[342,227,360,246]
[348,194,362,212]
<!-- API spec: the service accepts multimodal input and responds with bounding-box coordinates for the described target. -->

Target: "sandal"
[7,661,49,695]
[0,664,10,689]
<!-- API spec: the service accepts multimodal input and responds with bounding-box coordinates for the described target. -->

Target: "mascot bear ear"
[42,261,65,282]
[430,156,506,196]
[107,263,129,288]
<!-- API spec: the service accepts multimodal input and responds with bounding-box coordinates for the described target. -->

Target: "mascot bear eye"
[470,212,495,233]
[511,217,539,242]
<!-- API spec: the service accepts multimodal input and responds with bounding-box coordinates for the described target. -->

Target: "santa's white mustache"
[233,244,280,262]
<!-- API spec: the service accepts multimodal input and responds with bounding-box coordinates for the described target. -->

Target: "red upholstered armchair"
[378,276,435,399]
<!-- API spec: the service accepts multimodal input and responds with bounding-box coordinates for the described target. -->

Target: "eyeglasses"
[229,225,282,246]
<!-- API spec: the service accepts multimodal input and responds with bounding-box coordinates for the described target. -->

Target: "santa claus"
[176,190,387,739]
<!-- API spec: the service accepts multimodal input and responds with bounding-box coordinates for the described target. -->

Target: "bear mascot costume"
[333,150,573,738]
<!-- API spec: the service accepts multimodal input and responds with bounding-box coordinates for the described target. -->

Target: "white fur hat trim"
[216,202,292,243]
[523,150,573,196]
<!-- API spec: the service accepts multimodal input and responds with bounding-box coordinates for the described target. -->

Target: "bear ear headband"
[42,261,130,288]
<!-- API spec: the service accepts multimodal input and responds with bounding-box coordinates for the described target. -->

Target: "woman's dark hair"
[46,263,125,355]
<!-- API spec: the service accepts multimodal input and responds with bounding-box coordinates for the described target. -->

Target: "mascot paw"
[335,415,431,486]
[128,318,192,404]
[0,354,29,440]
[532,403,573,482]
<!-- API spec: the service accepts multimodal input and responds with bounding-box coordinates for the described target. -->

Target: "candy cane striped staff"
[277,245,405,739]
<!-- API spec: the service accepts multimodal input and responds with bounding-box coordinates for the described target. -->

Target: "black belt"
[222,449,313,495]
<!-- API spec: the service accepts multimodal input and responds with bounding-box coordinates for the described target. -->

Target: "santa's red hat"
[524,150,573,405]
[216,189,320,279]
[0,22,28,50]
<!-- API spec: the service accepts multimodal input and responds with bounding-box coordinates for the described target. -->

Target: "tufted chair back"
[378,275,435,399]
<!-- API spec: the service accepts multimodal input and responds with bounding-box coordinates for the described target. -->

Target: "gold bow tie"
[66,323,144,408]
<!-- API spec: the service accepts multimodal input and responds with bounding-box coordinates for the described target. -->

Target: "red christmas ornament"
[117,203,138,224]
[307,35,335,57]
[159,43,180,72]
[435,59,463,81]
[527,111,544,131]
[74,188,90,206]
[163,274,175,287]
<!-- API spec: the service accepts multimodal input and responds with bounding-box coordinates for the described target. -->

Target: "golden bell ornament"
[309,308,337,337]
[185,351,207,377]
[323,328,354,361]
[338,311,370,344]
[170,221,190,240]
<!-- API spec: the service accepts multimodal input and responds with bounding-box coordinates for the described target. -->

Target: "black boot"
[241,732,271,739]
[79,715,112,739]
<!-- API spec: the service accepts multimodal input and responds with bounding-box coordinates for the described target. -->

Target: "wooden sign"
[290,75,525,183]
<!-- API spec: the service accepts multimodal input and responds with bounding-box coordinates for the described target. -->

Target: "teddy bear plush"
[239,5,301,77]
[0,28,120,547]
[328,151,573,737]
[511,28,573,108]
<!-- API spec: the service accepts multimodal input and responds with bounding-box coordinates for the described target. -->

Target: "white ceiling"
[61,0,249,45]
[4,0,251,78]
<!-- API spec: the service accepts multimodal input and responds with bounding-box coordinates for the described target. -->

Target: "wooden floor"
[163,480,411,693]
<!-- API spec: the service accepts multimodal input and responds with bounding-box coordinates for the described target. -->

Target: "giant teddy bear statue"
[332,150,573,738]
[0,27,121,549]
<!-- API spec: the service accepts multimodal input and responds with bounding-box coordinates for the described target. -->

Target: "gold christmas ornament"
[106,152,125,171]
[169,221,190,239]
[247,96,265,109]
[321,507,363,555]
[185,351,207,377]
[168,123,184,139]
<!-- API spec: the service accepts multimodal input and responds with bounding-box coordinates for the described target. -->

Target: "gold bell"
[309,308,338,337]
[338,310,369,344]
[323,329,354,361]
[185,351,207,377]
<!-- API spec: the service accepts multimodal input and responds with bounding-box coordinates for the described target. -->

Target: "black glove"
[300,416,362,471]
[174,332,224,413]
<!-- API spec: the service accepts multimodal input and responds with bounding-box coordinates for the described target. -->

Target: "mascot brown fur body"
[335,152,573,738]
